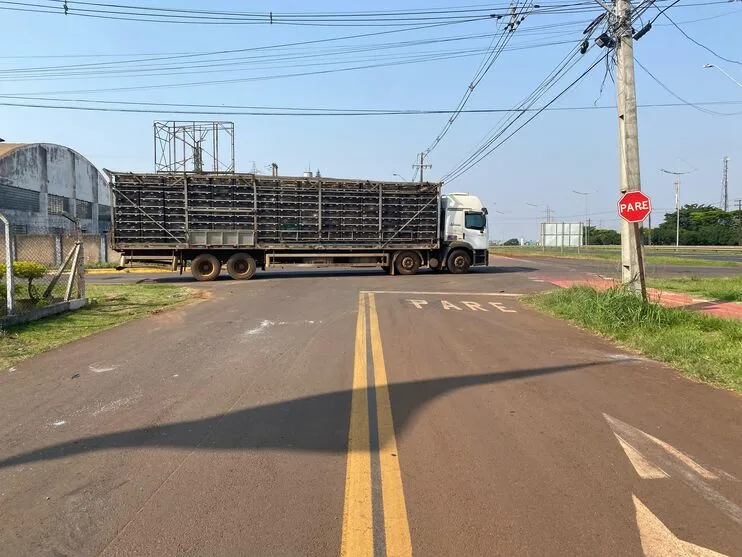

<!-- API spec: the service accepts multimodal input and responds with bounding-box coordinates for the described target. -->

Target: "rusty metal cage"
[110,173,440,250]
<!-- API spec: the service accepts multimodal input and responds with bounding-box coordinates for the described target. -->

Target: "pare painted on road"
[406,299,517,313]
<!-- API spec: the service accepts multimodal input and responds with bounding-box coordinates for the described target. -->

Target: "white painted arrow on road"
[633,495,727,557]
[604,413,741,526]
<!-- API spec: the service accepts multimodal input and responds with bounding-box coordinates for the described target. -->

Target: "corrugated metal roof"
[0,143,27,158]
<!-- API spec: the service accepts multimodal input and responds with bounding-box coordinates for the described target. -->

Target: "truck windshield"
[465,211,486,231]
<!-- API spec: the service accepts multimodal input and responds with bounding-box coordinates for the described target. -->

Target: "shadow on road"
[0,361,609,469]
[133,265,538,284]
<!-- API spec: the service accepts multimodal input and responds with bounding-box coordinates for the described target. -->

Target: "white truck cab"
[440,193,490,272]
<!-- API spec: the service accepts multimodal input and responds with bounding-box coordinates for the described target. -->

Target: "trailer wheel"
[227,253,257,280]
[395,251,421,275]
[191,254,221,281]
[447,249,471,274]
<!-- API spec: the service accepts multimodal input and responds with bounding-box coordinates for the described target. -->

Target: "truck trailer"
[107,171,489,280]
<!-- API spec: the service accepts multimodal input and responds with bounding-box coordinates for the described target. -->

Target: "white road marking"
[461,301,487,312]
[633,494,727,556]
[488,302,517,313]
[245,320,275,336]
[441,300,462,311]
[605,414,741,525]
[614,435,669,479]
[89,365,117,373]
[244,319,322,337]
[362,290,521,297]
[407,299,428,309]
[92,397,137,416]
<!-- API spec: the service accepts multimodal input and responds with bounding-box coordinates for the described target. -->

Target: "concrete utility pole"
[614,0,646,297]
[736,199,742,246]
[721,156,729,212]
[412,153,431,185]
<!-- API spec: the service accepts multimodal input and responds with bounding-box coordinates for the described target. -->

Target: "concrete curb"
[85,268,177,275]
[0,298,88,328]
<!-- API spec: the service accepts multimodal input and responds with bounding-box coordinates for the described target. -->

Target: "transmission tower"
[721,156,729,211]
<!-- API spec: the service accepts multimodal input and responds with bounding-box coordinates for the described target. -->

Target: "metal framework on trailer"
[110,172,440,251]
[153,121,235,174]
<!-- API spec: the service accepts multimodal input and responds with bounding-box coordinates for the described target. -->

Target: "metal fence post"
[78,236,85,299]
[100,234,107,263]
[0,213,15,315]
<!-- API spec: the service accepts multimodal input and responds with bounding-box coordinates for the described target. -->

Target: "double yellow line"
[341,292,412,557]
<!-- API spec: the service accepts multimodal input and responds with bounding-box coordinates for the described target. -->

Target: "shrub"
[0,261,48,301]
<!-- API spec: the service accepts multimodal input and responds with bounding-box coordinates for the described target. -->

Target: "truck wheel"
[227,253,257,280]
[447,249,471,274]
[191,254,221,281]
[395,251,421,275]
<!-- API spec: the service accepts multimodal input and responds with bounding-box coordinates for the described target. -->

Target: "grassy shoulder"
[525,286,742,392]
[491,247,741,267]
[1,284,195,370]
[648,276,742,302]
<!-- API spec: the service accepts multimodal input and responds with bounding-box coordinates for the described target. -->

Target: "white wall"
[0,143,109,233]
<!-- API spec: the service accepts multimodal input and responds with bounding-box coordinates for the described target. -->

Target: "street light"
[703,64,742,89]
[572,190,595,245]
[392,172,408,182]
[659,167,695,248]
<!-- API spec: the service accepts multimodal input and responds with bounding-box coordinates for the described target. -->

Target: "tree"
[648,204,742,246]
[503,238,520,246]
[583,226,620,245]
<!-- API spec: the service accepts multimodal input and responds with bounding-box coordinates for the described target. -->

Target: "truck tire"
[395,251,421,275]
[447,249,471,274]
[191,253,221,281]
[227,252,257,280]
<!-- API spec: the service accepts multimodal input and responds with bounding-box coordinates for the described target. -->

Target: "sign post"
[618,191,650,301]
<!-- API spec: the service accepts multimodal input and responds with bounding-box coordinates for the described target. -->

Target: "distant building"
[0,142,110,234]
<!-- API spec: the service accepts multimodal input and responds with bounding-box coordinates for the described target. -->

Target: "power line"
[0,96,739,116]
[421,1,533,158]
[442,53,608,183]
[0,36,589,83]
[659,10,742,65]
[634,57,738,116]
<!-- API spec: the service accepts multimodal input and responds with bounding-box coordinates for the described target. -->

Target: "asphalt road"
[664,253,742,263]
[2,257,740,556]
[484,253,742,279]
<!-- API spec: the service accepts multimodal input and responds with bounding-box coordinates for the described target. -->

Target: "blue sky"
[1,0,741,240]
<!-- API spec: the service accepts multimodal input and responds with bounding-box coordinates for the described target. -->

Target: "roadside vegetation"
[0,284,195,370]
[648,276,742,302]
[491,246,741,267]
[526,286,742,392]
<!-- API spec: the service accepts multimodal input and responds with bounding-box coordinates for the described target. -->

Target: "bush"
[0,261,48,302]
[503,238,520,246]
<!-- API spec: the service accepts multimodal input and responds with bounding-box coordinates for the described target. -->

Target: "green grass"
[0,284,195,370]
[491,246,741,267]
[526,286,742,392]
[648,276,742,302]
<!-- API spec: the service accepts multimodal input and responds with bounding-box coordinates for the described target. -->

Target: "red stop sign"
[618,191,652,223]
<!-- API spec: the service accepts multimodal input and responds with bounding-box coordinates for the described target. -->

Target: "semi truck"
[107,171,489,281]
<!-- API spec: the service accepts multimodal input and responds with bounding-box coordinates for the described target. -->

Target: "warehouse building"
[0,142,110,234]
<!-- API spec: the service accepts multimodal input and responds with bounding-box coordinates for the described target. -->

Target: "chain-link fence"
[1,214,86,326]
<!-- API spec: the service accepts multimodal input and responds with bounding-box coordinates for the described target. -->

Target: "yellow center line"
[340,292,373,556]
[368,293,413,557]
